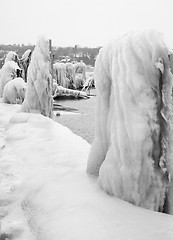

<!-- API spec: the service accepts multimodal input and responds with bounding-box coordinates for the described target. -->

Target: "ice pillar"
[21,37,53,118]
[87,30,173,213]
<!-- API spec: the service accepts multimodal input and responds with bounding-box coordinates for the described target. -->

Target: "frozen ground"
[0,102,173,239]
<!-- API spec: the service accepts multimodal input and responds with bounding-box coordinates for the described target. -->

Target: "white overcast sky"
[1,0,173,47]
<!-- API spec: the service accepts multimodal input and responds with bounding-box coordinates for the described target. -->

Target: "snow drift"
[87,30,173,213]
[21,37,53,118]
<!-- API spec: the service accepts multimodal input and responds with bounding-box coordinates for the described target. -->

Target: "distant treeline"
[0,44,102,68]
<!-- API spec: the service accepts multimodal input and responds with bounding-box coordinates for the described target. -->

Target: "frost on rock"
[0,61,21,97]
[21,37,53,118]
[87,29,173,214]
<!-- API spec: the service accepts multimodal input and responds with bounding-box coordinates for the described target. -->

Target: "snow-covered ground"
[0,102,173,240]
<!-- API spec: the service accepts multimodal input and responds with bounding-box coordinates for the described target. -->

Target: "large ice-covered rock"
[0,61,21,97]
[21,37,53,118]
[2,77,26,104]
[5,51,20,65]
[87,30,173,213]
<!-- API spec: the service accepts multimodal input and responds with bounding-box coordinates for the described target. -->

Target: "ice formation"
[21,37,53,118]
[2,77,26,104]
[82,75,95,92]
[73,75,84,89]
[87,30,173,213]
[0,61,21,97]
[20,49,32,81]
[53,62,68,87]
[65,62,75,83]
[5,51,20,65]
[21,49,32,62]
[74,61,86,82]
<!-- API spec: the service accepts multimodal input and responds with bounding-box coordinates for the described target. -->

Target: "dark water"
[53,90,96,144]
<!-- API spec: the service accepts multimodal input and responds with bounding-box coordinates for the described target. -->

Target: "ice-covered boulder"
[21,37,53,118]
[5,51,20,65]
[0,61,21,97]
[87,29,173,214]
[2,77,26,104]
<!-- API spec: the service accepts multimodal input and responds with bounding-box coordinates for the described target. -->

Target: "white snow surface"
[0,102,173,240]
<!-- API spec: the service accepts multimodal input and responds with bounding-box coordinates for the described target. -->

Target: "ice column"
[21,37,53,118]
[87,30,173,213]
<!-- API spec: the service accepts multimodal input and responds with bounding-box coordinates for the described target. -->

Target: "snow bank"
[87,29,173,213]
[21,37,52,118]
[0,103,173,239]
